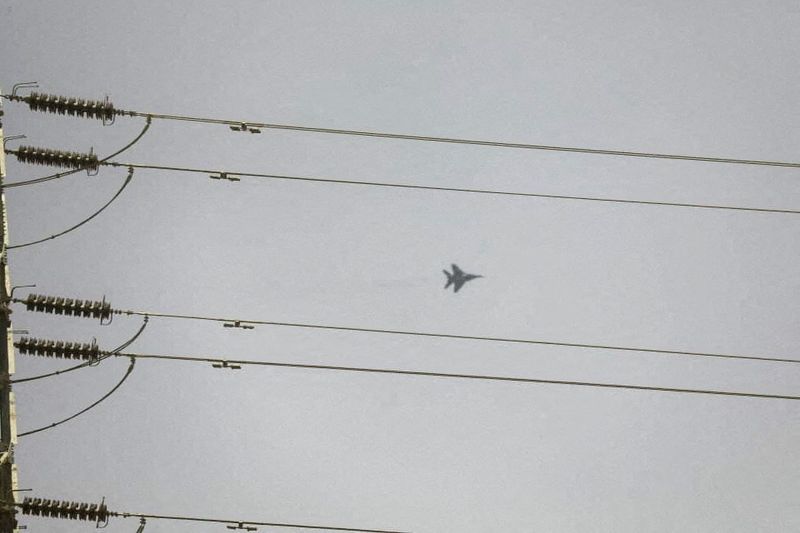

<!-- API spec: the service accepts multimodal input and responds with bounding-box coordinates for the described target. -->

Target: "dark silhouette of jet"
[443,264,483,293]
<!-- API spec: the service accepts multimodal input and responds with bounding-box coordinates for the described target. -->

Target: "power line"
[14,320,148,434]
[7,166,134,249]
[106,161,800,216]
[16,497,410,533]
[124,110,800,169]
[17,357,136,437]
[11,316,148,384]
[4,90,799,168]
[119,352,800,402]
[114,512,410,532]
[1,117,150,188]
[114,309,799,365]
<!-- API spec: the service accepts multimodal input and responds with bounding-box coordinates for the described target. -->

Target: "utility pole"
[0,87,21,533]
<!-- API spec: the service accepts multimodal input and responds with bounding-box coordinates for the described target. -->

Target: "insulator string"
[2,117,150,188]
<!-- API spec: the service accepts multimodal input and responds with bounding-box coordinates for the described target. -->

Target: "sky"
[1,1,799,532]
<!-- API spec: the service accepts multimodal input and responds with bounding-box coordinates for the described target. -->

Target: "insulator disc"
[14,145,99,171]
[23,293,113,322]
[20,496,109,522]
[15,336,101,360]
[25,92,116,122]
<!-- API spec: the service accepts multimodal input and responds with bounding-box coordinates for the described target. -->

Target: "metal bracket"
[101,95,115,126]
[95,496,109,529]
[0,443,13,465]
[0,285,28,320]
[86,147,99,177]
[9,285,35,300]
[11,82,38,98]
[2,135,25,149]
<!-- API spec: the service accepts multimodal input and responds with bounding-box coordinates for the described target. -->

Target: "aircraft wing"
[453,279,466,292]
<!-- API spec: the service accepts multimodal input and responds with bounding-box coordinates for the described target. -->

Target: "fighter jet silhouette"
[443,264,483,293]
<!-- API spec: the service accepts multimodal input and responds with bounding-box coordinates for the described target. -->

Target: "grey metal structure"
[0,87,21,533]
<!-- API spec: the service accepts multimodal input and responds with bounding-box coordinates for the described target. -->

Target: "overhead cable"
[120,352,800,402]
[17,356,136,437]
[116,512,409,533]
[5,89,797,168]
[15,295,798,365]
[7,166,134,249]
[124,110,800,169]
[114,309,798,366]
[107,161,799,216]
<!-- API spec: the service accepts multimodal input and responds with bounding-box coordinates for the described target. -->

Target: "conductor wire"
[106,161,800,216]
[116,310,800,365]
[112,511,409,533]
[126,110,800,169]
[17,357,136,437]
[7,166,134,249]
[120,351,800,402]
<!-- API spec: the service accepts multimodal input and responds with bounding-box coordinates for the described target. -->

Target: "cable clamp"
[226,522,257,531]
[212,360,242,370]
[223,320,253,329]
[229,123,261,134]
[209,172,240,182]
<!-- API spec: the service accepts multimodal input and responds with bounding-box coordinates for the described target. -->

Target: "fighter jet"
[443,264,483,293]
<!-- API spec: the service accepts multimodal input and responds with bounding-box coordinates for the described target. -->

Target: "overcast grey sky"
[1,1,799,532]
